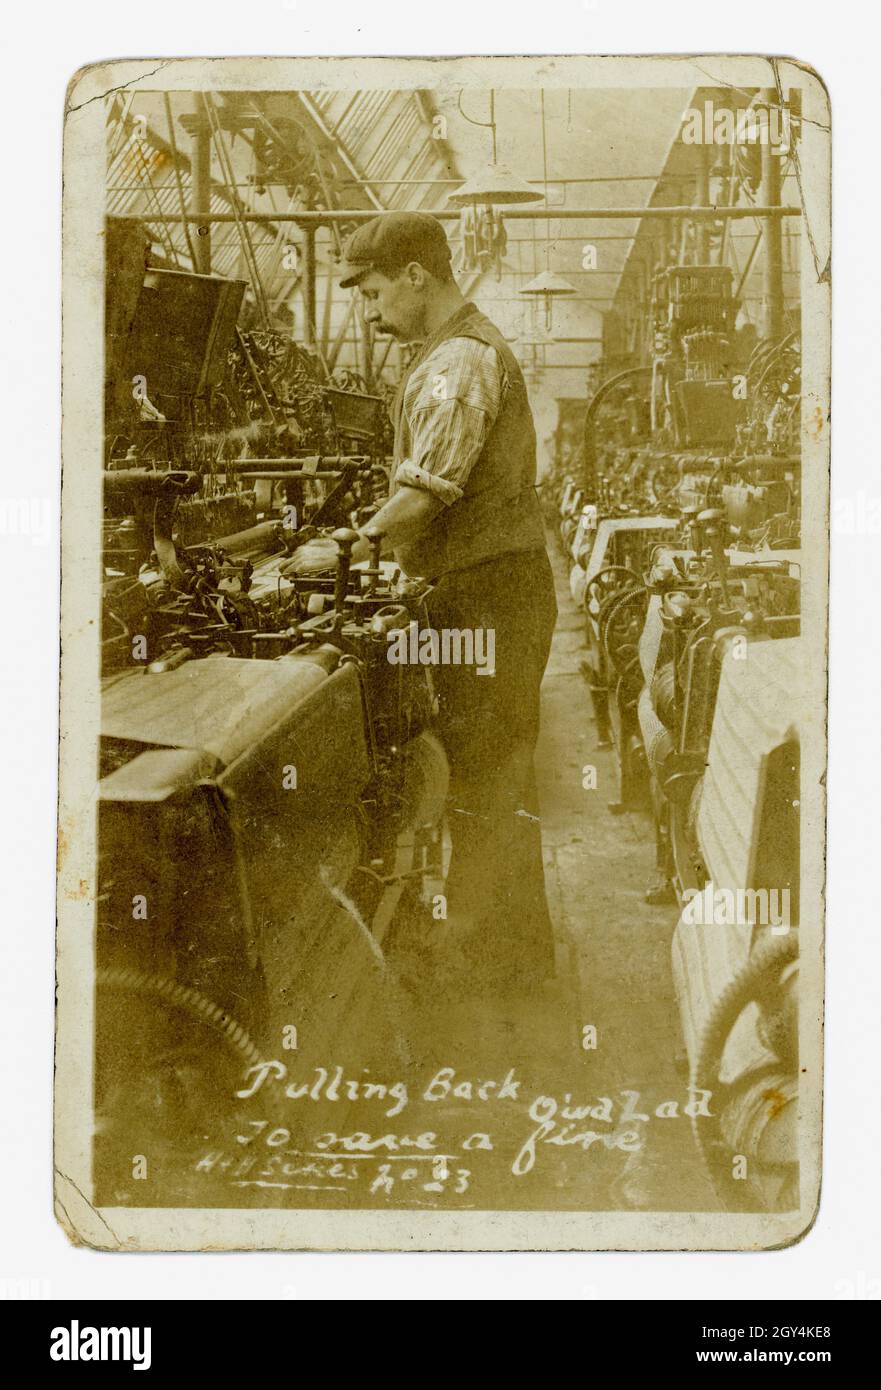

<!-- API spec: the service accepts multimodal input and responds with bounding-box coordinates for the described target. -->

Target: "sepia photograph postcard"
[56,53,830,1252]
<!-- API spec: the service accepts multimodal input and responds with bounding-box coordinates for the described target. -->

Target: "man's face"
[358,265,426,342]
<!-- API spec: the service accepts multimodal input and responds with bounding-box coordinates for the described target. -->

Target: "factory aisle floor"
[365,534,718,1213]
[534,533,717,1210]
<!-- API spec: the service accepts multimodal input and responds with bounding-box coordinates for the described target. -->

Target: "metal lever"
[698,508,731,607]
[681,504,704,555]
[331,527,360,614]
[363,527,385,595]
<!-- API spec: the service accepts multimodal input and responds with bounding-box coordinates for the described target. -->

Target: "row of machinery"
[543,260,802,1215]
[97,222,450,1204]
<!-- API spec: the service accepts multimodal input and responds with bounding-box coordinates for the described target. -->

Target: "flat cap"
[337,212,452,287]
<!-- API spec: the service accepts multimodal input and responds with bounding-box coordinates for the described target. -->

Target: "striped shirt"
[392,336,505,506]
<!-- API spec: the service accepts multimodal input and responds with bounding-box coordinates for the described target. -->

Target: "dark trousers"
[425,548,558,982]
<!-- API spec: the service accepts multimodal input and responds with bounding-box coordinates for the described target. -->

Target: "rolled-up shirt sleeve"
[395,337,505,507]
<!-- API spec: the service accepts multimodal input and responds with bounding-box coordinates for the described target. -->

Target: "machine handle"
[331,527,360,614]
[362,527,386,595]
[682,505,705,555]
[697,509,731,605]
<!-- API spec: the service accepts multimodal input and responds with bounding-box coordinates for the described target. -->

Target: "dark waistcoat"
[390,302,546,579]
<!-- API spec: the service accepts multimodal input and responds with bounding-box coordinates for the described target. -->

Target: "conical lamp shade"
[519,270,576,296]
[446,162,542,207]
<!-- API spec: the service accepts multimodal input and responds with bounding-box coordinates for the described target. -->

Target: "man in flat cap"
[296,212,558,991]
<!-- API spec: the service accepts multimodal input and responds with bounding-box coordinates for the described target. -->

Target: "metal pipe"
[213,458,362,470]
[302,225,317,348]
[320,256,334,358]
[163,93,199,270]
[332,173,701,186]
[189,101,212,274]
[111,205,801,225]
[760,90,785,340]
[109,178,697,193]
[694,144,711,263]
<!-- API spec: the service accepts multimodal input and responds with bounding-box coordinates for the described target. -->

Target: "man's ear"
[405,261,428,290]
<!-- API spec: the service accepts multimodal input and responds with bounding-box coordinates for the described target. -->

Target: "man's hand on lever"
[279,536,340,576]
[280,484,444,576]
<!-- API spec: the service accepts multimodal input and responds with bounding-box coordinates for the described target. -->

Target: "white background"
[1,0,875,1302]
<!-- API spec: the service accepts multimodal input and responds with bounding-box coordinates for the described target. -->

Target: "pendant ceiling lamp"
[520,269,577,298]
[447,161,541,207]
[519,90,575,331]
[519,267,576,334]
[445,91,541,209]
